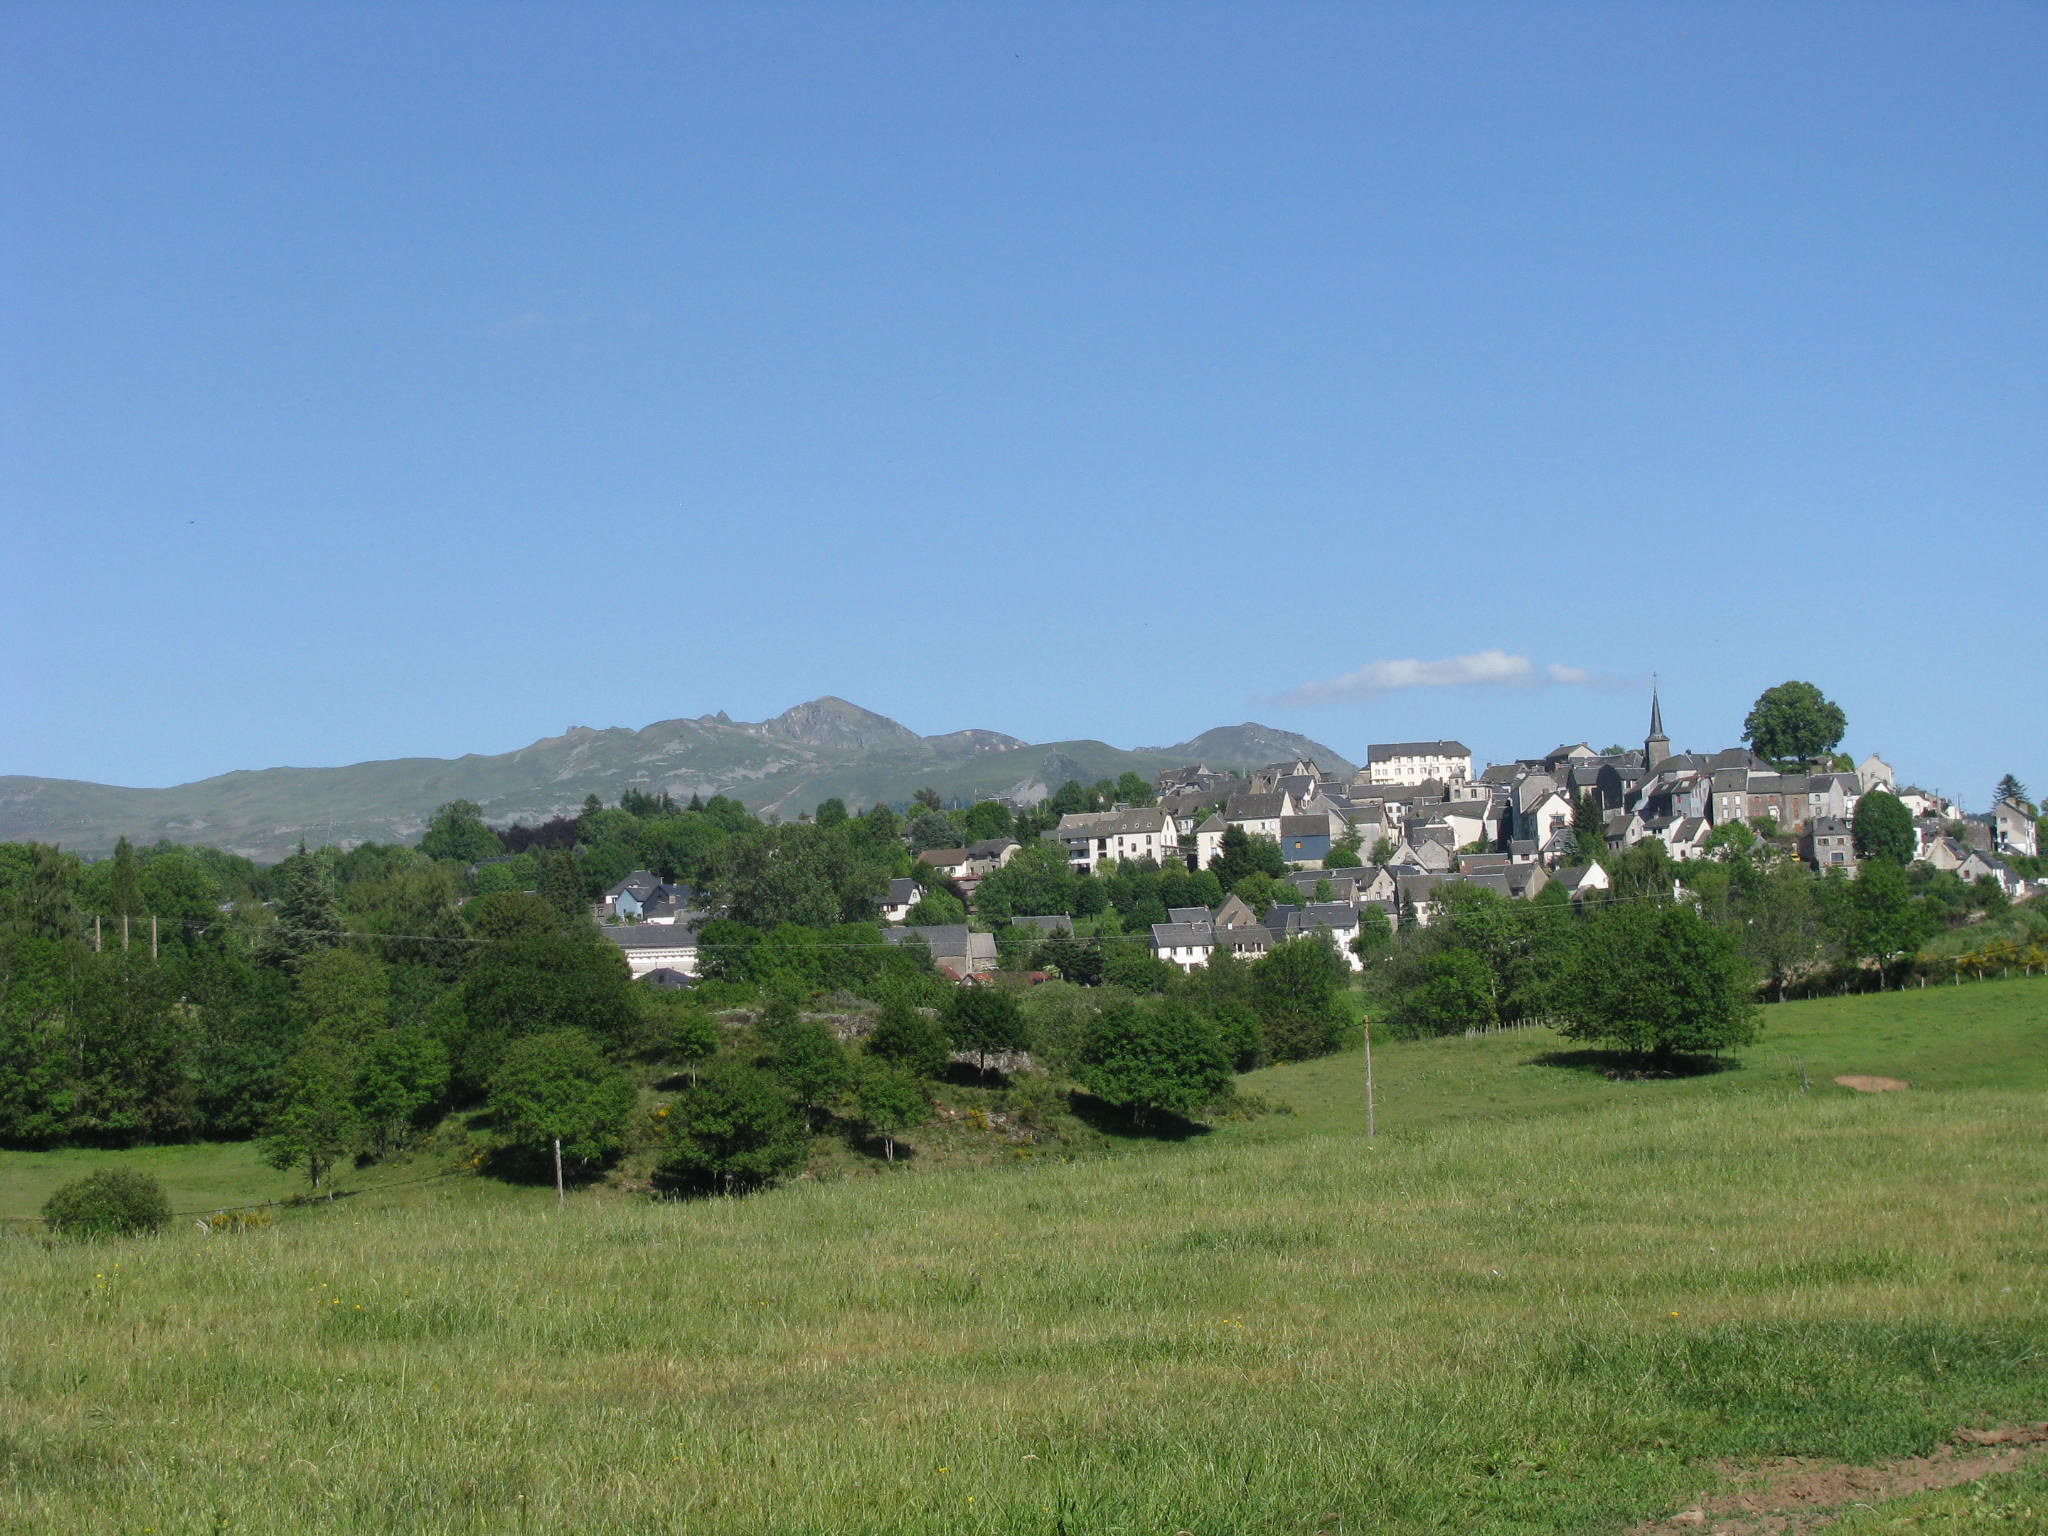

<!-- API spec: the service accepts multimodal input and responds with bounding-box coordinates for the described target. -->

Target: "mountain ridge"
[0,699,1353,860]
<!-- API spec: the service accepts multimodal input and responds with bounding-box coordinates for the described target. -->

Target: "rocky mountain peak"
[763,696,926,754]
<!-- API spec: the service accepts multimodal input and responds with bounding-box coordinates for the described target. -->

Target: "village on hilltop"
[595,692,2040,984]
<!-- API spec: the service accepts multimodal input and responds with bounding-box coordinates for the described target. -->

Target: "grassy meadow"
[1,977,2044,1534]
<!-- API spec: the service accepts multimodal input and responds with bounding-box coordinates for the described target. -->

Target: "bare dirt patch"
[1833,1075,1910,1093]
[1631,1423,2048,1534]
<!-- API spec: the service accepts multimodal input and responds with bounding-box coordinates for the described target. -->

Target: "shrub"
[42,1168,172,1239]
[658,1059,809,1195]
[865,998,952,1080]
[1075,998,1232,1127]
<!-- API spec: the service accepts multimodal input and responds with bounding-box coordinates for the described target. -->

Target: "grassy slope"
[0,979,2043,1534]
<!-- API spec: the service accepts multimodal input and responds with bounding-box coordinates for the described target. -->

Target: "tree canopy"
[1742,681,1847,767]
[488,1029,634,1177]
[1851,789,1914,866]
[1559,901,1757,1067]
[1074,998,1231,1126]
[658,1059,808,1194]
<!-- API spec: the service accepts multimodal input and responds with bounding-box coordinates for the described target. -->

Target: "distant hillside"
[0,698,1352,861]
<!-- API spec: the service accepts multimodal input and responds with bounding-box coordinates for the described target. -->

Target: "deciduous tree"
[488,1029,634,1200]
[945,986,1030,1079]
[850,1058,928,1162]
[1075,998,1231,1127]
[865,998,952,1079]
[1560,902,1757,1068]
[261,1035,363,1196]
[1742,681,1847,768]
[658,1059,808,1194]
[1249,934,1348,1061]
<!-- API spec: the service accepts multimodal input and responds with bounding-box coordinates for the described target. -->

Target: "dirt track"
[1630,1423,2048,1534]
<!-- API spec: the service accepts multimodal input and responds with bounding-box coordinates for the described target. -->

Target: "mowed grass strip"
[4,1055,2045,1534]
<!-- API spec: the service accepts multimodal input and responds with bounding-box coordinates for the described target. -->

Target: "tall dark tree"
[1213,825,1286,888]
[1570,792,1606,860]
[1851,789,1915,866]
[263,847,341,973]
[0,843,80,943]
[107,837,146,924]
[1994,774,2030,809]
[1742,681,1847,768]
[538,847,588,921]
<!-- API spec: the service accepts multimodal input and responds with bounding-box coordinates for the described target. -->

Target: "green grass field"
[1,977,2043,1534]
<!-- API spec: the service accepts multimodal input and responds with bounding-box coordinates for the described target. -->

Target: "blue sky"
[5,2,2042,811]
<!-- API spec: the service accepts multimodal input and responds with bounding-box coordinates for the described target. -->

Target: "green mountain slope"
[0,698,1352,860]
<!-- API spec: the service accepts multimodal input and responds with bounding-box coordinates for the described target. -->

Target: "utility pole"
[122,914,129,951]
[93,915,101,953]
[150,915,158,961]
[554,1137,565,1206]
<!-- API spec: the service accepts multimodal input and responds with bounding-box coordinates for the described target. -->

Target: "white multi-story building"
[1044,806,1180,873]
[1365,739,1473,787]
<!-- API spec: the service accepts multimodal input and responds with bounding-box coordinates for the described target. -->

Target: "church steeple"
[1645,680,1671,769]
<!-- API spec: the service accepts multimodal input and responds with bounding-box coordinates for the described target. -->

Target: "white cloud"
[1265,650,1618,708]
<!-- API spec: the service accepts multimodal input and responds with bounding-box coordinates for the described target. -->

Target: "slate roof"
[601,923,703,951]
[1010,914,1075,935]
[1166,906,1215,925]
[606,870,662,901]
[1368,740,1472,762]
[1458,871,1513,898]
[1151,922,1216,950]
[1224,792,1291,821]
[1049,807,1177,841]
[882,926,1000,968]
